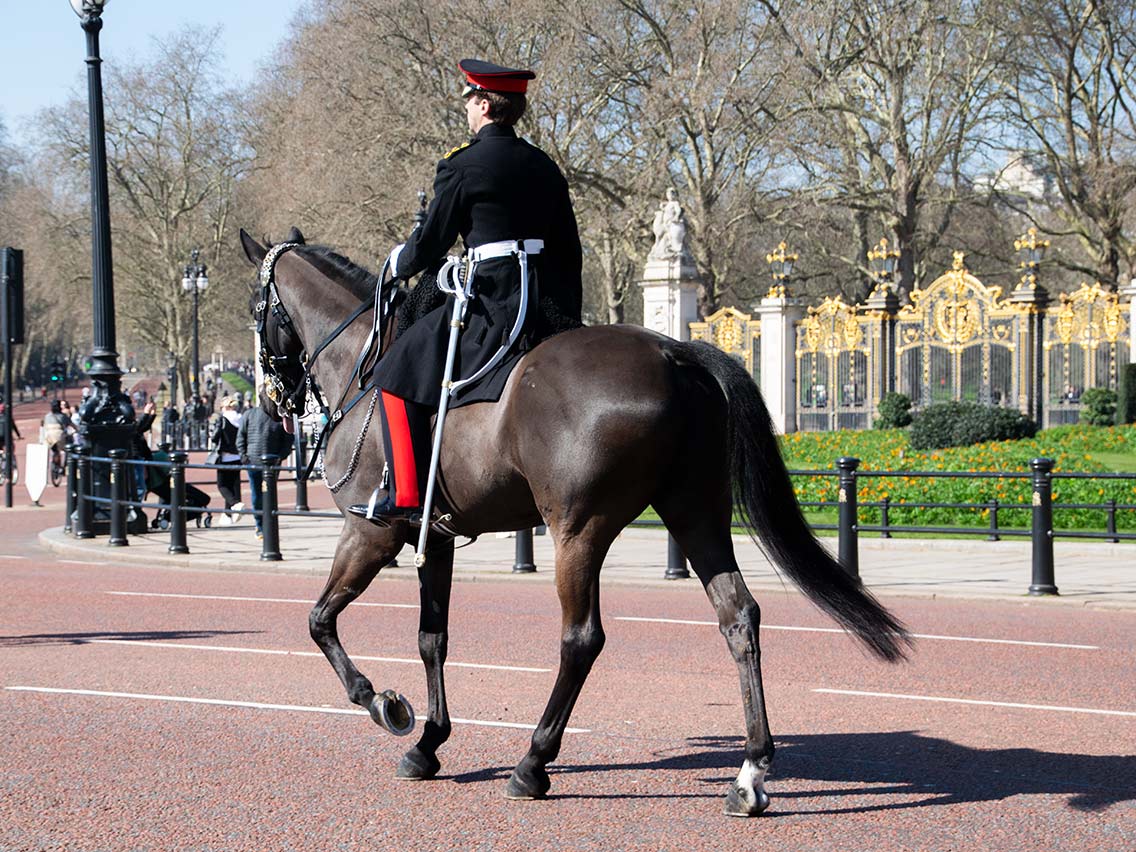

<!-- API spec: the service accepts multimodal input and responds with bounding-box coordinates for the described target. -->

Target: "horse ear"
[286,226,306,244]
[240,228,267,266]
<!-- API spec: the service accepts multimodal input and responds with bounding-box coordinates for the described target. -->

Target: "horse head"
[240,227,311,427]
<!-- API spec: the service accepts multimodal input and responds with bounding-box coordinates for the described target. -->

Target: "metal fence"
[61,447,1134,596]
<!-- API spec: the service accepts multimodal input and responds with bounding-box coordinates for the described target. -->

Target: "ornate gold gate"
[1043,282,1129,425]
[895,253,1020,409]
[689,306,761,380]
[794,296,878,430]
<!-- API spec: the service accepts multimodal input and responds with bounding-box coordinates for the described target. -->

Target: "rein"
[255,243,399,484]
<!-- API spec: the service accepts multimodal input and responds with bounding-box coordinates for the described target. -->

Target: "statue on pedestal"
[648,188,688,261]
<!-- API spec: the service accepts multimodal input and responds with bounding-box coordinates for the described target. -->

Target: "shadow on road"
[457,731,1135,813]
[0,629,261,648]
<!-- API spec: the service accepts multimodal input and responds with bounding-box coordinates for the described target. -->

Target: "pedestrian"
[210,396,243,524]
[237,404,293,538]
[131,400,158,503]
[0,401,22,442]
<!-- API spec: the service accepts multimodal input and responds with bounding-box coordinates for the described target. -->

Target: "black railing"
[63,449,1134,596]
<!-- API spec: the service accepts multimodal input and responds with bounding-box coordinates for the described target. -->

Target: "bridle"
[254,242,400,480]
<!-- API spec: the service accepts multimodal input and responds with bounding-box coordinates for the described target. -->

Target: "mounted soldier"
[347,58,582,524]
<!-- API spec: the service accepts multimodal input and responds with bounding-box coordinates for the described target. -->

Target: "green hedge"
[909,401,1038,450]
[874,392,913,429]
[1080,388,1118,426]
[1120,364,1136,425]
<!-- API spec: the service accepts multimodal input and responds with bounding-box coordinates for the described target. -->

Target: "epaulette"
[444,140,476,159]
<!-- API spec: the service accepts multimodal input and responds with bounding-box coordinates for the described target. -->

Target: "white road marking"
[59,560,104,566]
[86,638,550,673]
[5,686,587,732]
[106,591,417,609]
[613,616,1098,650]
[814,688,1136,718]
[0,554,29,559]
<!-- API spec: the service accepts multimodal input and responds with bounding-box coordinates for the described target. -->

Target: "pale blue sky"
[0,0,309,147]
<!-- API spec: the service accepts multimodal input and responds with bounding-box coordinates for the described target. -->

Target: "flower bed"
[779,425,1136,531]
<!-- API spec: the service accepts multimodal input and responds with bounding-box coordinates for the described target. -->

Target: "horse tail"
[670,340,911,662]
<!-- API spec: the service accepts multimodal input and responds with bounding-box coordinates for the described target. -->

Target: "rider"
[348,58,583,524]
[42,399,72,463]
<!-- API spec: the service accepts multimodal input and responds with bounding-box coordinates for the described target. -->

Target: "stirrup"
[347,487,418,527]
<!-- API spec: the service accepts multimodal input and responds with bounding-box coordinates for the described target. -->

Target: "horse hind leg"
[505,528,609,800]
[657,502,774,816]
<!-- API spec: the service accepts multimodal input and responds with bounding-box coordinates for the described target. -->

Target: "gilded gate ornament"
[933,298,980,345]
[689,306,761,374]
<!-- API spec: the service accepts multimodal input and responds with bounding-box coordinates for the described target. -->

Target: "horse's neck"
[292,289,366,409]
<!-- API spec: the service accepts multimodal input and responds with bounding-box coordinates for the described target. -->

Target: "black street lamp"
[182,248,208,404]
[71,0,136,530]
[72,0,128,413]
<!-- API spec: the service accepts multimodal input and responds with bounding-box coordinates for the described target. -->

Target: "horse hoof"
[504,765,550,800]
[724,781,770,817]
[396,747,440,781]
[368,690,415,737]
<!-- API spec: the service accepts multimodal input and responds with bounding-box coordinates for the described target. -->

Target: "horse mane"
[294,244,379,303]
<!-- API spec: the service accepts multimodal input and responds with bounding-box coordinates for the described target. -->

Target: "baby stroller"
[147,447,213,530]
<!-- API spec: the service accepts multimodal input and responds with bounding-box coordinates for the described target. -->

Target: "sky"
[0,0,309,148]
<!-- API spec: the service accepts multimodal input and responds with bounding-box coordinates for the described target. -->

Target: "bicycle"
[50,445,65,487]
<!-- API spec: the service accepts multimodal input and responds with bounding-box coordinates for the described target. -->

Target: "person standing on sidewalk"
[211,397,243,524]
[237,404,292,538]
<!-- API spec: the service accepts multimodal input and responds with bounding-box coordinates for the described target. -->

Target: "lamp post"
[765,240,798,298]
[182,248,208,405]
[1013,227,1049,293]
[166,350,178,407]
[72,0,137,532]
[71,0,131,421]
[1011,227,1051,424]
[865,237,902,394]
[867,237,901,293]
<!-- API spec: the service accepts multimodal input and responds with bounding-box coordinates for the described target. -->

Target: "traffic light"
[1,247,24,345]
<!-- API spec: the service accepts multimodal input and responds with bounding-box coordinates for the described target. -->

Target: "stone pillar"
[638,189,701,340]
[1010,284,1050,425]
[864,285,900,401]
[755,293,805,433]
[1123,278,1136,364]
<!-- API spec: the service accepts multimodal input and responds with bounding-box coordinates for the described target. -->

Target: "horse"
[239,227,910,816]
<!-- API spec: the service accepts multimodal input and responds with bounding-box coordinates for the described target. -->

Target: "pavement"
[37,510,1136,609]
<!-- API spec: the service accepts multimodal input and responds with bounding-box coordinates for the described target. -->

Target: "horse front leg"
[397,538,455,781]
[506,531,608,800]
[309,519,409,732]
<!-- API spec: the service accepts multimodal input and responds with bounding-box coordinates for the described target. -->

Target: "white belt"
[468,239,544,262]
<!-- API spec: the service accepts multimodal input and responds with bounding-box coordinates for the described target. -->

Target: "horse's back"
[442,324,699,533]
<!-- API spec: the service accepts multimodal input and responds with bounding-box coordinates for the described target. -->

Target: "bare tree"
[995,0,1136,288]
[768,0,1007,298]
[39,27,256,399]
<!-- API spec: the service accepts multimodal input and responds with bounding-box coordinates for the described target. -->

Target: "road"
[1,396,1134,850]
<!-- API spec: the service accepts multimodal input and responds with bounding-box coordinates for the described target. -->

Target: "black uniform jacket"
[372,122,583,408]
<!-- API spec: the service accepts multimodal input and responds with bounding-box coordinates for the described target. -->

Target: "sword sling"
[414,247,532,566]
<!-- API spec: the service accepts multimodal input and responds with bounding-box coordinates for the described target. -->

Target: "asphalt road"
[2,396,1134,851]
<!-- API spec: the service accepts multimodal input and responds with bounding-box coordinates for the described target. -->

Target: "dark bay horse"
[240,228,910,816]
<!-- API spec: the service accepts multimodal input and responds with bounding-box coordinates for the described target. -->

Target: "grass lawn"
[221,371,254,398]
[1089,451,1136,473]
